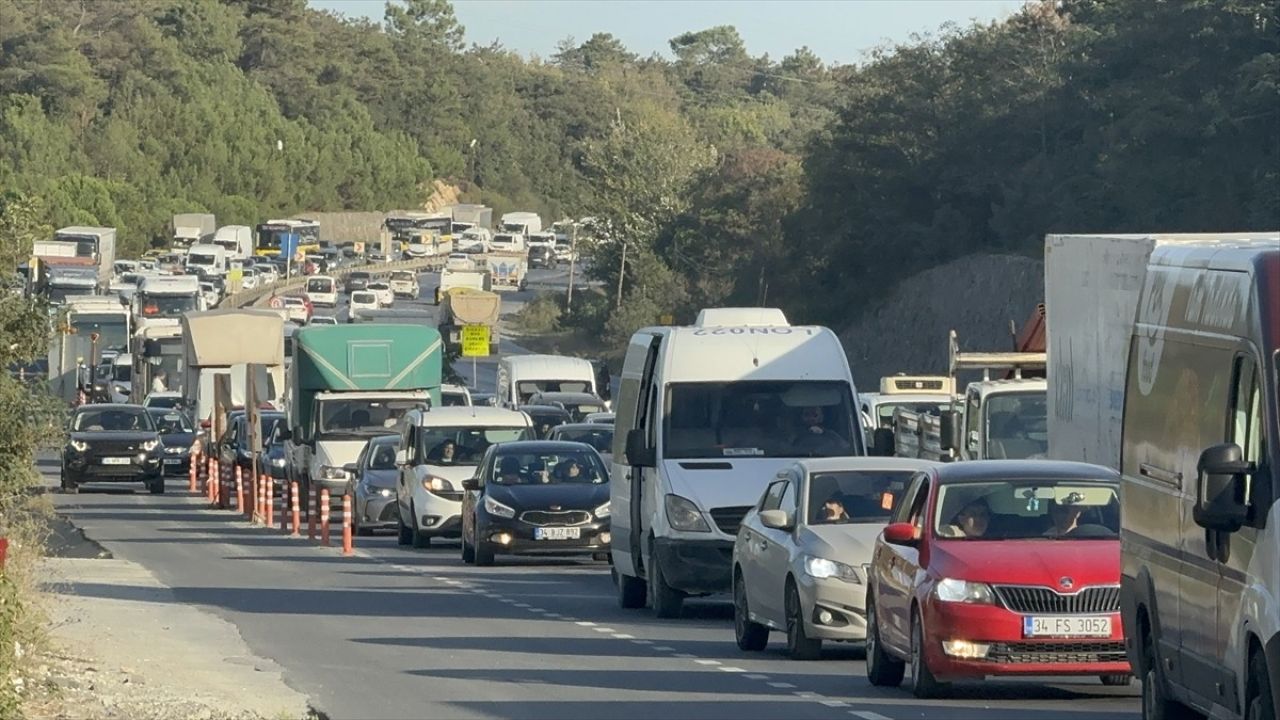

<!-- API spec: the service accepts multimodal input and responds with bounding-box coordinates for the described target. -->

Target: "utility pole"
[615,239,627,310]
[565,223,577,314]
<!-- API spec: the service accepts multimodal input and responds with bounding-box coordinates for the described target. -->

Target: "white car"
[305,275,338,307]
[348,291,379,321]
[240,267,260,290]
[441,383,472,407]
[309,315,338,326]
[199,282,220,308]
[367,281,394,308]
[280,296,310,324]
[389,271,418,299]
[256,264,280,285]
[445,253,474,271]
[396,407,533,547]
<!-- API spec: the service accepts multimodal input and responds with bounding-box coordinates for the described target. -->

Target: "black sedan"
[256,424,291,483]
[147,408,197,476]
[344,434,401,535]
[461,441,611,566]
[63,404,165,494]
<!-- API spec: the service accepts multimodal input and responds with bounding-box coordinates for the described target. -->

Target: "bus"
[383,212,451,255]
[255,219,320,257]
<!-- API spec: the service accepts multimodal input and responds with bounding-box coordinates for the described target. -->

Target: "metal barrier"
[223,253,451,310]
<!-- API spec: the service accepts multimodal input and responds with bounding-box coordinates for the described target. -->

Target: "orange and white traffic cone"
[320,487,331,546]
[290,481,301,537]
[342,493,354,556]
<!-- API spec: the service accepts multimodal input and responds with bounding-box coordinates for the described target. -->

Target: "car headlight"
[664,494,710,533]
[70,440,88,452]
[164,446,185,455]
[935,578,996,604]
[318,465,348,480]
[802,555,863,584]
[271,457,287,468]
[378,488,393,497]
[141,439,160,452]
[483,495,515,519]
[594,501,611,519]
[422,476,454,494]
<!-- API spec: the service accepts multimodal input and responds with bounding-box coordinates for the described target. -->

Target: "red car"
[865,460,1129,698]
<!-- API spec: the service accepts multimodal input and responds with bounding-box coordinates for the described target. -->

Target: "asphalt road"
[46,270,1142,720]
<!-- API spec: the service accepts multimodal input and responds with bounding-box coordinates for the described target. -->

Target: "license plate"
[1023,615,1112,638]
[534,527,581,540]
[101,457,131,465]
[163,458,182,465]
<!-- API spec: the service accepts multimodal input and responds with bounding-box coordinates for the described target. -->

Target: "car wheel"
[785,581,822,660]
[910,608,946,699]
[1141,618,1196,720]
[1100,674,1132,687]
[148,476,165,495]
[616,569,647,610]
[397,510,413,546]
[647,552,684,619]
[60,472,78,494]
[474,540,495,566]
[410,503,431,548]
[1246,649,1275,720]
[733,571,769,652]
[865,596,905,687]
[461,532,476,564]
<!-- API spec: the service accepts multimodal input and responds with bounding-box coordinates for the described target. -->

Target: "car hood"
[799,523,885,567]
[486,482,609,512]
[421,463,481,484]
[661,459,795,513]
[159,432,197,448]
[362,469,399,488]
[70,431,158,443]
[928,538,1120,587]
[315,440,369,470]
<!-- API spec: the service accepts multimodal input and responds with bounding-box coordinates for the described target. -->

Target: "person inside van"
[793,405,848,454]
[428,440,457,464]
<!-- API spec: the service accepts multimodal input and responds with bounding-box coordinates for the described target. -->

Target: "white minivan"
[610,307,866,618]
[496,354,598,409]
[1119,238,1278,720]
[305,275,337,308]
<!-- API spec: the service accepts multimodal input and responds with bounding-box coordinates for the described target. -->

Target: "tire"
[1101,674,1132,687]
[616,569,647,610]
[647,552,684,619]
[910,608,946,699]
[461,531,476,564]
[355,512,373,537]
[1247,649,1275,720]
[785,582,822,660]
[410,503,431,548]
[148,476,165,495]
[1140,620,1196,720]
[397,511,413,546]
[474,540,495,566]
[60,471,78,494]
[733,572,769,652]
[865,596,905,687]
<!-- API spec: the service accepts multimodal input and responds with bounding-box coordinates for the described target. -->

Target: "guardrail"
[222,251,452,310]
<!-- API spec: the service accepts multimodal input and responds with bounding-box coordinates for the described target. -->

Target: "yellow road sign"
[461,324,491,357]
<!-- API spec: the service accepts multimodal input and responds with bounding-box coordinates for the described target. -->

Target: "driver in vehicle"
[429,440,458,464]
[498,456,523,484]
[793,405,848,453]
[941,497,992,537]
[1043,498,1085,536]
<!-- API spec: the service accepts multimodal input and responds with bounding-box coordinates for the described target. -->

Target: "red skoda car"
[865,460,1129,698]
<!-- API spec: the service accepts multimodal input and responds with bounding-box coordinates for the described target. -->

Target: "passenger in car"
[941,498,991,537]
[1043,499,1084,536]
[815,495,850,523]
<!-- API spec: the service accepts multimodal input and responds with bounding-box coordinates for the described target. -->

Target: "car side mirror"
[883,522,919,547]
[1193,443,1252,533]
[342,462,359,474]
[461,478,480,491]
[624,429,655,467]
[395,449,409,466]
[758,509,793,531]
[872,428,895,457]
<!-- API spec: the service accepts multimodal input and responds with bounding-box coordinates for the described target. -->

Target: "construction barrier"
[235,468,244,513]
[308,485,317,540]
[290,481,301,536]
[265,479,274,528]
[188,451,199,493]
[279,481,289,532]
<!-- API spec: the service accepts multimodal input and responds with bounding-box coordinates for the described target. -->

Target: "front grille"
[993,584,1120,614]
[893,378,945,391]
[84,440,143,455]
[709,506,753,535]
[987,641,1126,665]
[378,504,398,522]
[521,510,591,526]
[435,490,464,502]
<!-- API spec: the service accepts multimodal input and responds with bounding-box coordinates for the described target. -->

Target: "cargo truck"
[448,204,493,234]
[171,213,216,249]
[181,309,286,431]
[47,296,132,403]
[482,253,527,293]
[499,211,542,236]
[132,275,203,332]
[131,323,185,404]
[43,265,101,303]
[858,374,954,455]
[210,225,253,260]
[283,324,442,497]
[434,267,492,304]
[32,226,117,296]
[438,287,500,354]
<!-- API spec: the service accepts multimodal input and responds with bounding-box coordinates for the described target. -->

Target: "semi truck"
[132,275,203,332]
[171,213,216,249]
[499,211,542,236]
[284,324,442,497]
[47,296,133,403]
[181,309,286,430]
[438,287,501,354]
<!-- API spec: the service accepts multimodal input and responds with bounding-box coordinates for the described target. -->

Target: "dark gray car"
[345,434,401,535]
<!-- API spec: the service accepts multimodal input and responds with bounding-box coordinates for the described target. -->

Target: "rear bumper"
[653,537,734,595]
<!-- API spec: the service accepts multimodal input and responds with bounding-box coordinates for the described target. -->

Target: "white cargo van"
[1116,236,1278,720]
[496,355,597,409]
[610,308,864,617]
[305,275,337,308]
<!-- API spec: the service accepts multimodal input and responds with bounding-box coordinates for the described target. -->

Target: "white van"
[610,308,865,617]
[305,275,337,308]
[496,355,597,409]
[1118,237,1278,720]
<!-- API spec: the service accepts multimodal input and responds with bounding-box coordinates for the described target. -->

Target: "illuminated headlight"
[935,578,996,605]
[318,465,348,480]
[141,439,160,452]
[164,446,186,455]
[271,457,287,468]
[942,640,991,659]
[113,384,127,394]
[664,494,710,533]
[594,501,611,519]
[803,555,863,584]
[422,476,454,494]
[378,488,393,498]
[70,440,89,452]
[483,495,515,519]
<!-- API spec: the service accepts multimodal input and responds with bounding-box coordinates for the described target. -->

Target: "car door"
[462,449,492,543]
[876,471,931,654]
[740,480,787,624]
[757,475,800,621]
[397,425,417,521]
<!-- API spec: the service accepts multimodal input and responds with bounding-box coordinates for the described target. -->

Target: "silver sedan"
[345,435,401,535]
[732,457,939,659]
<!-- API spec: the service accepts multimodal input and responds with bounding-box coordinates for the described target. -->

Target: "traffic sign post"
[461,325,491,391]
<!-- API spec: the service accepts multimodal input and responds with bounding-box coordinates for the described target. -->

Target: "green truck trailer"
[285,324,443,495]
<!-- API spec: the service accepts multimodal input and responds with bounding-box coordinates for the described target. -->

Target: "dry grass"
[2,491,54,718]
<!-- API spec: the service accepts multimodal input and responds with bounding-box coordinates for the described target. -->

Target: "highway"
[45,270,1141,720]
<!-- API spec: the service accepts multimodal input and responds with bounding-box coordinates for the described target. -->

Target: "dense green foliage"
[1,0,1275,335]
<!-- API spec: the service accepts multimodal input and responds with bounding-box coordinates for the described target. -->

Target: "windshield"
[351,292,376,303]
[515,380,589,404]
[550,426,613,454]
[150,411,193,434]
[663,380,860,459]
[441,392,469,407]
[71,314,129,352]
[237,415,284,446]
[391,272,414,282]
[527,411,569,438]
[138,294,198,318]
[74,407,153,432]
[146,395,184,410]
[491,449,608,485]
[934,479,1119,540]
[187,253,216,266]
[112,363,132,382]
[307,278,333,293]
[986,392,1048,459]
[349,273,370,281]
[367,439,400,469]
[317,399,425,435]
[875,401,947,429]
[807,470,914,525]
[417,425,530,466]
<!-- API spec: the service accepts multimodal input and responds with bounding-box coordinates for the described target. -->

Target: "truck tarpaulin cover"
[181,309,285,366]
[292,324,442,392]
[444,288,500,325]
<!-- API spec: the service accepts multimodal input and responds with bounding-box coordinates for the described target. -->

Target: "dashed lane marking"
[849,713,892,720]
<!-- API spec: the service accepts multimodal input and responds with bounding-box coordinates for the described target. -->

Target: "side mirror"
[395,449,409,466]
[342,462,359,474]
[883,522,919,547]
[624,429,655,467]
[1193,443,1252,533]
[940,411,959,452]
[461,478,480,491]
[872,428,896,457]
[758,509,793,531]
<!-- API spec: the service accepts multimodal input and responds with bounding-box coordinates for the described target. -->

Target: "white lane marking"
[592,627,615,633]
[849,713,892,720]
[674,653,697,659]
[544,613,562,619]
[652,646,675,652]
[821,700,850,708]
[612,633,635,640]
[744,674,769,680]
[513,603,530,608]
[718,666,745,673]
[693,659,720,666]
[575,621,596,627]
[768,682,796,689]
[794,691,821,698]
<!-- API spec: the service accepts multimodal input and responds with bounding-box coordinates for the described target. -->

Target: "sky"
[309,0,1027,66]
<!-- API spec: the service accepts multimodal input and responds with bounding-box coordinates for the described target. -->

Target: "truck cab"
[858,374,953,455]
[133,275,203,331]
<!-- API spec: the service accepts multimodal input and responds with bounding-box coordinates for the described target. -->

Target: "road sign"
[659,314,673,325]
[461,325,491,357]
[278,232,300,260]
[354,242,365,254]
[269,296,285,309]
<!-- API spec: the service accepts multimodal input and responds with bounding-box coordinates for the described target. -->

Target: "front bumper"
[64,453,163,482]
[413,488,464,537]
[479,515,610,556]
[358,491,399,530]
[652,537,734,595]
[795,572,869,641]
[923,599,1128,679]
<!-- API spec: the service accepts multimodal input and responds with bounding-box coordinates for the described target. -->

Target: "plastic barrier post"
[235,467,244,513]
[265,478,274,528]
[234,464,243,510]
[188,452,198,493]
[290,481,301,536]
[307,484,317,540]
[280,481,289,532]
[342,493,354,556]
[319,488,331,547]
